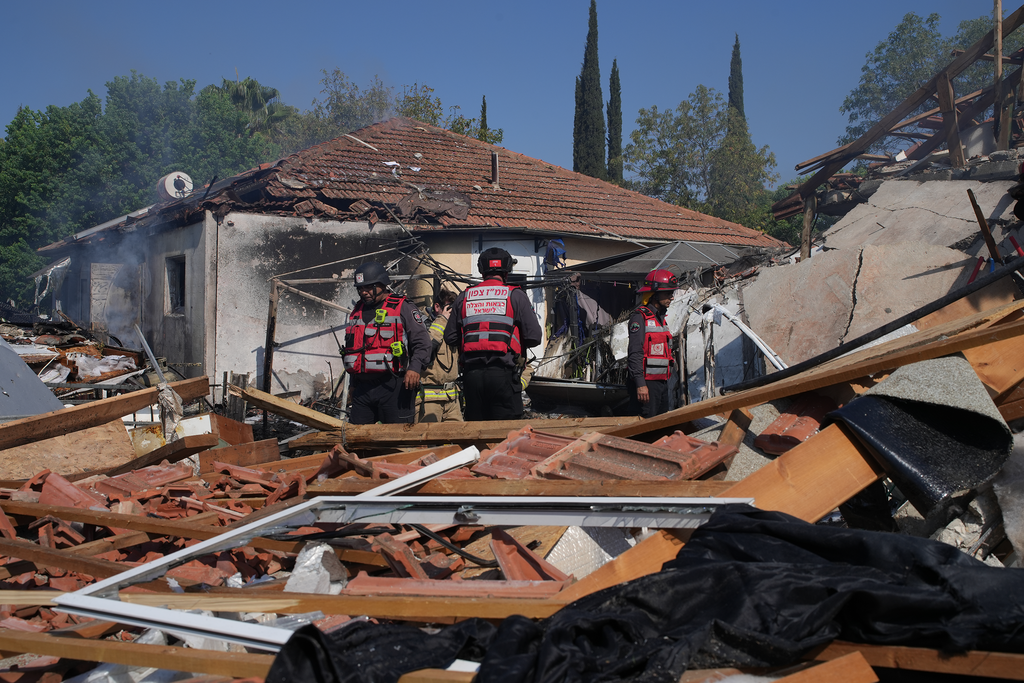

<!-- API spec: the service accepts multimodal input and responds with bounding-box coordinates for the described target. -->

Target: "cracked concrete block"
[741,250,859,365]
[845,243,972,340]
[822,180,1017,251]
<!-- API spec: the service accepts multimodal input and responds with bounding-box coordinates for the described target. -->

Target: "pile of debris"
[0,256,1022,681]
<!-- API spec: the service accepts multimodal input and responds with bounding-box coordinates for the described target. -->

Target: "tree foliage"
[278,72,502,153]
[207,76,297,141]
[840,11,1024,153]
[0,73,275,304]
[624,85,777,230]
[728,34,745,122]
[573,0,606,179]
[607,59,623,183]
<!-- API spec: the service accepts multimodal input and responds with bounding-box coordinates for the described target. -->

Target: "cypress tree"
[728,34,745,122]
[480,95,488,134]
[607,58,622,183]
[573,0,606,179]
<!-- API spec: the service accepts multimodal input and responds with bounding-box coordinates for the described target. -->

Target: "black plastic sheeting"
[828,394,1011,518]
[265,505,1024,683]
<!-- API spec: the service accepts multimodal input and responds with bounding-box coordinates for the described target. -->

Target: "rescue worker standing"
[627,269,679,418]
[342,262,430,424]
[415,289,462,423]
[444,248,542,421]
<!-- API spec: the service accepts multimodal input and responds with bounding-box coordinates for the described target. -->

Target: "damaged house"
[34,116,782,402]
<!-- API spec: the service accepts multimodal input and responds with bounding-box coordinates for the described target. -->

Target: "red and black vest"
[638,305,672,381]
[460,282,522,356]
[342,295,409,374]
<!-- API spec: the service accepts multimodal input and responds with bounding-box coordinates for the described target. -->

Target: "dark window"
[166,256,186,314]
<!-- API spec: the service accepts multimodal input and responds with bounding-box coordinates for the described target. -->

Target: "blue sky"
[2,1,999,190]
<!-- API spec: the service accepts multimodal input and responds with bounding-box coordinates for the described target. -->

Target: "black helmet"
[354,261,391,287]
[478,247,515,275]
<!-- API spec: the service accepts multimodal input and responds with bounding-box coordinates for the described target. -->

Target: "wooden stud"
[778,651,877,683]
[810,640,1024,680]
[0,630,274,679]
[0,377,209,452]
[232,383,346,431]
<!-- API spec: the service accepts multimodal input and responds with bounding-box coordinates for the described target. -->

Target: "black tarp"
[266,505,1024,683]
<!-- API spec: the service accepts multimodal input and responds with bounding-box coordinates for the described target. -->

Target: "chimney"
[491,152,499,187]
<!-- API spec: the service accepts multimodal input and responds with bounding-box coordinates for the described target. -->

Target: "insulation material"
[994,432,1024,565]
[284,542,349,595]
[545,526,636,579]
[827,356,1012,518]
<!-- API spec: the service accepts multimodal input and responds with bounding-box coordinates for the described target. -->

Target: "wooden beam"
[399,672,475,683]
[309,478,734,497]
[0,629,274,679]
[231,384,346,431]
[0,377,209,452]
[800,194,816,261]
[336,415,641,448]
[968,188,1006,265]
[936,72,966,167]
[0,536,126,579]
[602,316,1024,441]
[120,591,564,620]
[779,652,877,683]
[198,438,279,473]
[101,434,220,478]
[811,640,1024,680]
[776,5,1024,209]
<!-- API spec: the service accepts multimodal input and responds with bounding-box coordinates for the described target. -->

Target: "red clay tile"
[38,474,107,510]
[473,426,579,480]
[489,529,571,584]
[0,616,47,632]
[533,432,737,481]
[753,393,838,455]
[371,533,428,579]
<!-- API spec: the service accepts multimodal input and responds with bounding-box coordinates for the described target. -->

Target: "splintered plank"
[0,629,274,679]
[309,478,733,497]
[333,415,643,448]
[120,592,564,620]
[0,377,210,452]
[399,672,476,683]
[810,641,1024,680]
[556,423,883,603]
[0,537,125,578]
[604,316,1024,440]
[101,434,220,478]
[230,384,345,430]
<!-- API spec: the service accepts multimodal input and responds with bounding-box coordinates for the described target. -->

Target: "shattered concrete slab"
[742,243,972,365]
[821,179,1017,252]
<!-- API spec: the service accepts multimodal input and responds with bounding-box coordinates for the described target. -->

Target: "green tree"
[839,11,1024,154]
[208,76,297,140]
[624,86,727,209]
[707,107,778,226]
[480,96,488,137]
[0,74,276,305]
[607,59,623,183]
[728,34,745,122]
[573,0,606,179]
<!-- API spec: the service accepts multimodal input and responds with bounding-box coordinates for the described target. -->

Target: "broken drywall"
[821,179,1016,252]
[742,243,973,365]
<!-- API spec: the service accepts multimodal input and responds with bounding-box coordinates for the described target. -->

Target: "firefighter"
[341,261,430,424]
[415,288,462,423]
[444,247,543,421]
[627,268,679,418]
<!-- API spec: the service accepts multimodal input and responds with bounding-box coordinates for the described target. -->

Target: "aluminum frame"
[55,494,753,651]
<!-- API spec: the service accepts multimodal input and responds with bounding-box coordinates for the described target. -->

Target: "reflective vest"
[638,305,672,381]
[460,282,522,356]
[421,316,459,401]
[342,295,409,374]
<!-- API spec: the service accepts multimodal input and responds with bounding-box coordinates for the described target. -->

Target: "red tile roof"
[265,117,784,248]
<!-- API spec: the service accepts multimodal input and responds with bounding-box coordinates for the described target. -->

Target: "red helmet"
[638,268,679,293]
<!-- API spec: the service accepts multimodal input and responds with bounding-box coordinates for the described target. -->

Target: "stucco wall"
[214,213,407,401]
